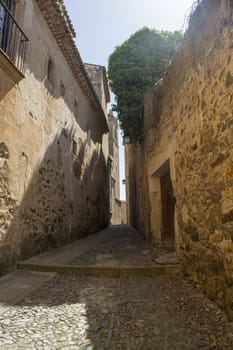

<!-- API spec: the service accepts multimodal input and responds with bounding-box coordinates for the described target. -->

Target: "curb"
[17,262,181,277]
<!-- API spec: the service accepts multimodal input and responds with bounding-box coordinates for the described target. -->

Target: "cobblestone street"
[0,226,233,349]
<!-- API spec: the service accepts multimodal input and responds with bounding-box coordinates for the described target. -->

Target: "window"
[115,126,118,141]
[87,128,91,146]
[0,1,15,55]
[47,59,56,88]
[60,81,65,97]
[72,139,77,155]
[0,0,28,73]
[74,98,79,119]
[109,141,114,157]
[45,58,57,92]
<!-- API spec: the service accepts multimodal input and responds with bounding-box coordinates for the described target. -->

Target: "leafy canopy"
[108,27,183,142]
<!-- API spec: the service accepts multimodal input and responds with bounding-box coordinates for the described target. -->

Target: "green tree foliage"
[108,27,183,142]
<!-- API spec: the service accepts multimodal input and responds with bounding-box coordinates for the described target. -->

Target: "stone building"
[0,0,110,274]
[120,200,127,225]
[108,111,121,224]
[84,63,109,117]
[83,66,122,224]
[126,0,233,318]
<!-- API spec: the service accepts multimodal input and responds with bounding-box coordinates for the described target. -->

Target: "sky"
[64,0,196,200]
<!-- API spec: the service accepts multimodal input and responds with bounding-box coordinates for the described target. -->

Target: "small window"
[109,142,114,157]
[47,58,56,89]
[74,98,79,118]
[87,128,91,146]
[115,126,118,141]
[60,81,65,97]
[72,139,77,155]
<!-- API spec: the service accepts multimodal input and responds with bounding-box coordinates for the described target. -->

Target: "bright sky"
[64,0,195,200]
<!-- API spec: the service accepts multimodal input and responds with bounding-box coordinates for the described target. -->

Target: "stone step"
[17,262,180,277]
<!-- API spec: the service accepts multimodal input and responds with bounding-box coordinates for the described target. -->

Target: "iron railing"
[0,0,28,73]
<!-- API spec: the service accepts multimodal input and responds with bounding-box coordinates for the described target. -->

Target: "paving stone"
[0,273,233,349]
[1,225,233,348]
[69,225,175,267]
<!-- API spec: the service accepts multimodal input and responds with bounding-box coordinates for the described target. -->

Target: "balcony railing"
[0,0,28,74]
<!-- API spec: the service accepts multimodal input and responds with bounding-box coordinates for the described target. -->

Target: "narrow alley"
[0,225,233,350]
[1,0,233,349]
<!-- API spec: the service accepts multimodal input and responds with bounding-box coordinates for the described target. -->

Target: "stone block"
[209,230,223,243]
[224,254,233,271]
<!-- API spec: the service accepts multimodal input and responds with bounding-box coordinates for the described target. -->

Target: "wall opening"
[46,58,56,91]
[160,166,175,250]
[72,139,77,155]
[60,81,65,97]
[74,98,79,120]
[150,159,176,248]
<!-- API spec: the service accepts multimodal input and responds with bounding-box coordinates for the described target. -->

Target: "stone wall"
[84,63,110,178]
[108,112,121,224]
[126,0,233,318]
[84,64,110,117]
[0,0,109,274]
[120,201,127,224]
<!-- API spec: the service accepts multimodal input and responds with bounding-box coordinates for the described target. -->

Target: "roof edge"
[35,0,108,133]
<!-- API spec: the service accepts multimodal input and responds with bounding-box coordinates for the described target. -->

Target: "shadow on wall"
[0,70,16,101]
[23,61,105,145]
[0,127,109,275]
[23,28,106,143]
[0,3,110,275]
[1,273,232,348]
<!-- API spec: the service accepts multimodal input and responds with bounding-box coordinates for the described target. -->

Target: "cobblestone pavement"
[70,225,178,266]
[1,225,233,349]
[1,275,233,349]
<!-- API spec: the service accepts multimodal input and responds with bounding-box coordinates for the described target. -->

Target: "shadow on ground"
[0,273,233,349]
[0,226,233,349]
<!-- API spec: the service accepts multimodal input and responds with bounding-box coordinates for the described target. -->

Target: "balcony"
[0,0,28,81]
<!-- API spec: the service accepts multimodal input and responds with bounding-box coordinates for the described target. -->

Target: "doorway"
[160,167,175,249]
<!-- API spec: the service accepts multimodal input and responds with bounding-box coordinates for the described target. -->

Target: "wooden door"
[160,168,175,249]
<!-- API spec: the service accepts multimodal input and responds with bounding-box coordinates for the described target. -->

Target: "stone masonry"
[126,0,233,319]
[84,66,123,224]
[1,226,233,349]
[108,112,122,224]
[0,0,109,274]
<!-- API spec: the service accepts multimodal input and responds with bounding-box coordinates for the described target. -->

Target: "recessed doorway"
[160,166,175,250]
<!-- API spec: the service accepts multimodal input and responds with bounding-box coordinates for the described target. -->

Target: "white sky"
[64,0,196,200]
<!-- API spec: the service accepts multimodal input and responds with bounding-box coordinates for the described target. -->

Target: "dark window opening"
[0,0,15,55]
[72,139,77,155]
[109,141,114,157]
[0,0,28,73]
[160,166,175,250]
[47,58,56,87]
[74,98,79,119]
[60,80,65,97]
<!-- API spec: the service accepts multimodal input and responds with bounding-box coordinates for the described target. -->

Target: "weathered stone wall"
[84,64,109,117]
[127,0,233,318]
[125,143,151,238]
[84,63,110,178]
[0,0,109,274]
[108,113,121,224]
[120,201,127,224]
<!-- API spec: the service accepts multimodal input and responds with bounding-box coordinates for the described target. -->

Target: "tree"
[108,27,183,142]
